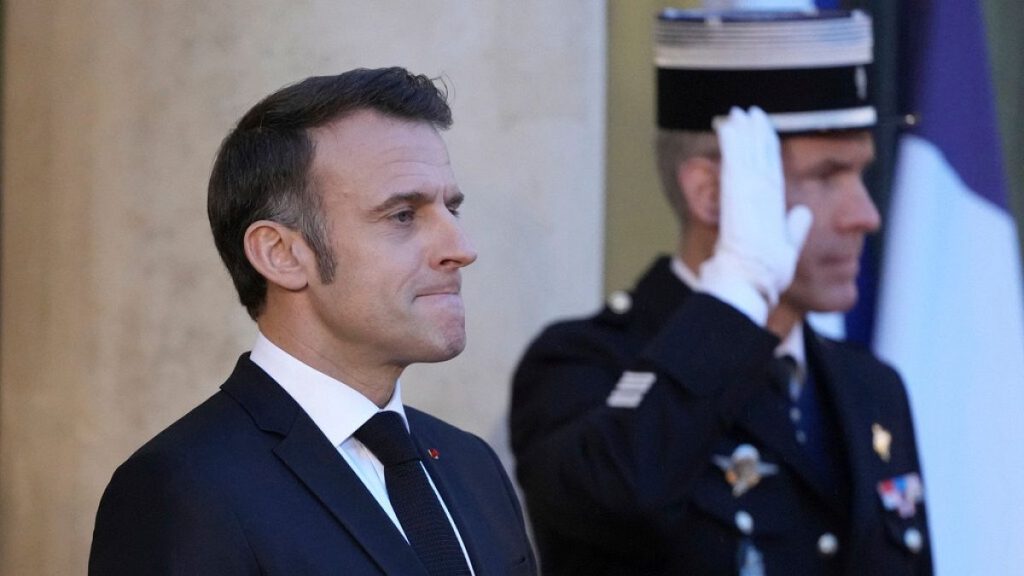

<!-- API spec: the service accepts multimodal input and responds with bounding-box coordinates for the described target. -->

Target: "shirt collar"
[249,332,408,447]
[776,321,807,382]
[670,256,701,290]
[670,256,806,378]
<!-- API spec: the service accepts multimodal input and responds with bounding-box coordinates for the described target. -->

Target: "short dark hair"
[208,67,452,319]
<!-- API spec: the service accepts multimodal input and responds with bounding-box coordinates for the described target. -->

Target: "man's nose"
[434,212,477,270]
[840,177,882,233]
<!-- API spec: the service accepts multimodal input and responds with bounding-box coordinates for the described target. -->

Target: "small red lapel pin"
[427,448,440,460]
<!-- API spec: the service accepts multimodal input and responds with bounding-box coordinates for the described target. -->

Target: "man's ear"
[678,157,721,225]
[243,220,313,291]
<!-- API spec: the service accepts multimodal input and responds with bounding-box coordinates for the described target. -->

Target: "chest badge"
[877,472,924,518]
[713,444,778,497]
[872,423,892,462]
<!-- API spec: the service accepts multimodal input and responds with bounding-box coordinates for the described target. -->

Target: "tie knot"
[353,411,420,466]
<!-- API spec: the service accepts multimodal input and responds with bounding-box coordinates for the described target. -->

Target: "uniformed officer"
[510,3,933,575]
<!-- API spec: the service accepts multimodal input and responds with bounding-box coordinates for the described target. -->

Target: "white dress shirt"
[249,333,475,573]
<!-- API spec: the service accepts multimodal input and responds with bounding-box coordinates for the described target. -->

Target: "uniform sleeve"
[89,450,261,576]
[510,293,778,552]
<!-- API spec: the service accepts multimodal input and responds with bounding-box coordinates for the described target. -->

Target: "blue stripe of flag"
[902,0,1008,209]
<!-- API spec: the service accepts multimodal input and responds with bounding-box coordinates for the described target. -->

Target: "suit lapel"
[222,356,428,576]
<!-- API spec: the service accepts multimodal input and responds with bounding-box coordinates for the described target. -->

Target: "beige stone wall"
[0,2,606,573]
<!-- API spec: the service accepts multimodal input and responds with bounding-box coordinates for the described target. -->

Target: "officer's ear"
[678,156,720,225]
[243,220,314,292]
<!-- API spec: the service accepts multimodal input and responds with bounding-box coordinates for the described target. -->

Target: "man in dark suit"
[90,67,537,576]
[511,8,932,576]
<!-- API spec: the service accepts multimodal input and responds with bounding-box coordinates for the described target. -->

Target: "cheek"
[790,194,836,257]
[785,177,826,210]
[377,246,431,300]
[793,248,816,281]
[337,234,415,278]
[793,235,829,282]
[803,216,830,247]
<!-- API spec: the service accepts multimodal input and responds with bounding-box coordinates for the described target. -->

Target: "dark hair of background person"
[208,67,452,320]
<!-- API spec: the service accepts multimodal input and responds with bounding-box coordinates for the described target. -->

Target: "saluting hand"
[700,106,813,324]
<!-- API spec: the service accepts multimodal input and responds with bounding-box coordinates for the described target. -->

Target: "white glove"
[700,107,813,325]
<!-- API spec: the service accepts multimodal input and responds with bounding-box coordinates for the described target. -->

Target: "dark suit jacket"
[511,257,932,575]
[90,355,536,575]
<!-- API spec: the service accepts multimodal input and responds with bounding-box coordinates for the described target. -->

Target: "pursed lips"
[819,254,861,276]
[415,284,462,299]
[821,241,864,268]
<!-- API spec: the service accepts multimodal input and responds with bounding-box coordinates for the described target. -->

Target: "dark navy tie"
[354,411,472,576]
[769,356,845,497]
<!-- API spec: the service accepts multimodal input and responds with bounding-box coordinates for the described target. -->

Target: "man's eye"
[447,205,461,217]
[392,210,415,223]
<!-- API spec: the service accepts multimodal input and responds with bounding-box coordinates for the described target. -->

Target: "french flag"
[873,0,1024,573]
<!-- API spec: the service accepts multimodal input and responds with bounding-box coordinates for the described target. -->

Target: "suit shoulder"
[522,257,682,360]
[92,392,262,574]
[112,391,259,483]
[522,303,637,362]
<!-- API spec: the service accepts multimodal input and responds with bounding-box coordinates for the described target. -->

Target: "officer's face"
[780,131,879,314]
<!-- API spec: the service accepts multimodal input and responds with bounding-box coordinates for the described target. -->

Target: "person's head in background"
[653,4,880,321]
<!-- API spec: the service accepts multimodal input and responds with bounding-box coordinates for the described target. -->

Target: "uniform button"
[817,532,839,557]
[795,430,807,444]
[789,407,802,422]
[903,528,923,554]
[735,510,754,535]
[608,291,632,314]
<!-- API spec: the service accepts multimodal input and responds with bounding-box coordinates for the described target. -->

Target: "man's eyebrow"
[368,189,464,215]
[369,191,434,215]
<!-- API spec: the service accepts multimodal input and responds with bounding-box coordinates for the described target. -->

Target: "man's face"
[780,131,880,314]
[305,110,476,370]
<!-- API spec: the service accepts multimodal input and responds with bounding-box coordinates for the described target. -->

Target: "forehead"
[781,130,875,170]
[310,110,453,200]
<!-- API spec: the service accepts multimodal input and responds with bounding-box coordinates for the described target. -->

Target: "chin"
[438,335,467,360]
[815,287,859,314]
[415,331,467,364]
[788,282,859,314]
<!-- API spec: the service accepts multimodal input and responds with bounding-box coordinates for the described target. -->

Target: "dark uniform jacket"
[91,355,537,576]
[510,257,932,575]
